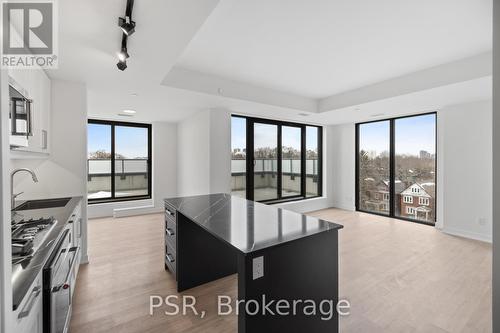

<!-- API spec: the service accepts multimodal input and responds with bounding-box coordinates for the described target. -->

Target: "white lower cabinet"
[12,271,43,333]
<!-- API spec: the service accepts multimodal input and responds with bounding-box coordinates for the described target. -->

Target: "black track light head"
[117,60,127,71]
[118,16,136,36]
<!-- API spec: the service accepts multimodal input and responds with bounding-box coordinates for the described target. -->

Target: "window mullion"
[389,119,395,217]
[277,125,282,200]
[111,124,116,199]
[301,126,306,198]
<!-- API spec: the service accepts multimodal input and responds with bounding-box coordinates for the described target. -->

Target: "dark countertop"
[11,196,82,311]
[164,193,343,255]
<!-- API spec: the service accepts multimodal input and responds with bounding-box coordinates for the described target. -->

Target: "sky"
[360,114,436,155]
[231,117,319,152]
[88,124,148,158]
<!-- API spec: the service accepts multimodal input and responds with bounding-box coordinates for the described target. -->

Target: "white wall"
[177,110,210,196]
[327,100,493,242]
[329,123,356,211]
[153,122,178,209]
[11,80,89,261]
[439,101,493,242]
[87,121,177,218]
[177,109,232,196]
[209,109,231,193]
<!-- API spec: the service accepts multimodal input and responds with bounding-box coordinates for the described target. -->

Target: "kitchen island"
[164,193,343,333]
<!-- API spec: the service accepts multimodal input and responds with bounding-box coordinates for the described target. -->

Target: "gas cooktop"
[12,217,57,264]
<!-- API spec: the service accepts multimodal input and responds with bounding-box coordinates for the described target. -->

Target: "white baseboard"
[113,205,163,218]
[442,227,492,243]
[274,197,331,213]
[331,201,355,211]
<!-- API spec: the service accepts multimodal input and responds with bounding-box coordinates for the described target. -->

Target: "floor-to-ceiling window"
[357,120,391,215]
[88,119,152,203]
[231,115,322,203]
[356,113,436,225]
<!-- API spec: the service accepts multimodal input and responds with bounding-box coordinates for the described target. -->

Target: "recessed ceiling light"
[370,113,385,117]
[117,113,133,117]
[298,113,310,116]
[123,109,136,114]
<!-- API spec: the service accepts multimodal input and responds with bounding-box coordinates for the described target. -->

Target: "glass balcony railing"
[231,158,320,198]
[87,159,148,199]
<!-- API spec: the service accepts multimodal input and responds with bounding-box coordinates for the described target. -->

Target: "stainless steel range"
[12,217,57,264]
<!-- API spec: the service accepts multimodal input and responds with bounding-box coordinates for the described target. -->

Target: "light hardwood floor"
[70,209,492,333]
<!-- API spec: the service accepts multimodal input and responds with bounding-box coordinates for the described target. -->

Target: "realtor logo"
[2,0,58,68]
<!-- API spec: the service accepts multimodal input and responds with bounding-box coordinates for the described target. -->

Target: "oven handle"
[52,247,79,293]
[18,286,41,319]
[50,229,70,278]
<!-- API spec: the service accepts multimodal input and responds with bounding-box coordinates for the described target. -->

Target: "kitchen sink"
[14,198,71,211]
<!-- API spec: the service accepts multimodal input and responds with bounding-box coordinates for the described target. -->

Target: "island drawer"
[165,219,176,248]
[165,245,176,277]
[165,204,176,223]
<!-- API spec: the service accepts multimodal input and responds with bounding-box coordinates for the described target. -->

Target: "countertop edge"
[164,194,344,255]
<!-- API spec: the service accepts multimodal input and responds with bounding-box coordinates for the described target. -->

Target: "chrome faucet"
[11,168,38,210]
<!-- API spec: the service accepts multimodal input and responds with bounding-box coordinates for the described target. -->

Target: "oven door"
[50,246,78,333]
[44,228,78,333]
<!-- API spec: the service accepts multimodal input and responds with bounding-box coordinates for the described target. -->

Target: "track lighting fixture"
[117,34,130,62]
[117,59,127,71]
[118,16,135,36]
[116,34,129,70]
[118,0,135,35]
[116,0,135,71]
[118,48,129,62]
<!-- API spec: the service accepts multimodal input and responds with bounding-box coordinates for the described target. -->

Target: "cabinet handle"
[18,286,41,319]
[166,228,175,236]
[42,130,47,149]
[165,208,175,217]
[166,254,175,263]
[78,218,82,238]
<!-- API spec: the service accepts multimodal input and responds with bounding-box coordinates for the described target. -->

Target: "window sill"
[262,195,323,205]
[88,196,152,205]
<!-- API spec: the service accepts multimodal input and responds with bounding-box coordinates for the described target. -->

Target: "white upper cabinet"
[8,67,51,156]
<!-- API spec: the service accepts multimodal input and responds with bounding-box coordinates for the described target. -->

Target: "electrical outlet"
[253,256,264,280]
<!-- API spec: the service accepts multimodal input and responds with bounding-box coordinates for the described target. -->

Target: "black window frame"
[232,115,323,204]
[87,119,152,204]
[355,112,437,226]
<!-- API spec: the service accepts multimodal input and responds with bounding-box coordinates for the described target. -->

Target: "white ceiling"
[177,0,492,98]
[47,0,492,124]
[48,0,222,122]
